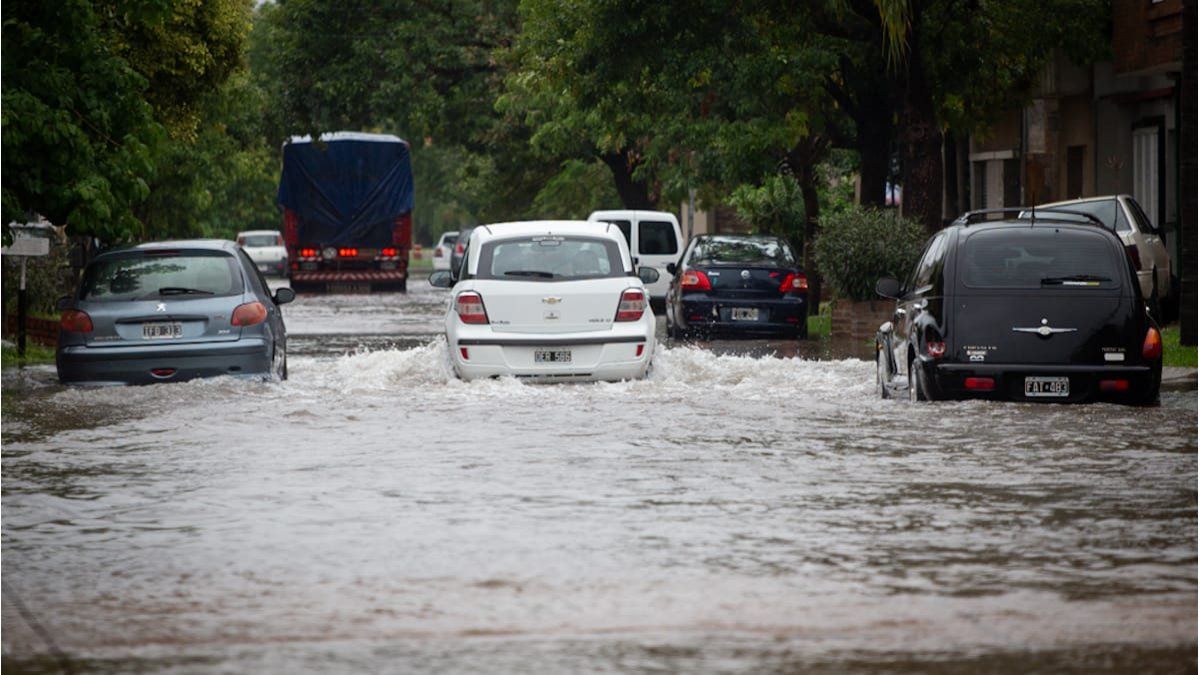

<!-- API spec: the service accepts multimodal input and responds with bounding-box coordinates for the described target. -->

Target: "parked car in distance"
[432,232,459,271]
[429,220,660,382]
[57,240,295,385]
[449,226,476,281]
[664,234,809,339]
[875,210,1162,404]
[237,230,289,277]
[1022,195,1173,320]
[586,210,683,308]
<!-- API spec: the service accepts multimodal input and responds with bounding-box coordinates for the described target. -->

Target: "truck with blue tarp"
[277,132,414,292]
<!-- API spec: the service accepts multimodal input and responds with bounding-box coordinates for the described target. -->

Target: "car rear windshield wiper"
[157,287,215,295]
[1040,274,1111,285]
[503,270,555,278]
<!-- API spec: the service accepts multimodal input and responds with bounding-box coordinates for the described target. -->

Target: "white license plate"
[731,307,759,321]
[534,349,572,363]
[1025,376,1069,397]
[143,322,183,339]
[257,264,270,271]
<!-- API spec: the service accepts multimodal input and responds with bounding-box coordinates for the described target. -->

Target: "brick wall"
[4,315,58,346]
[831,299,894,345]
[1114,0,1183,74]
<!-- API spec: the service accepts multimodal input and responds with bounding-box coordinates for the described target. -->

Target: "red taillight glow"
[636,343,645,357]
[338,247,358,258]
[299,247,319,258]
[434,247,444,258]
[1142,327,1162,360]
[1125,245,1142,271]
[231,302,268,327]
[60,309,93,333]
[1099,379,1130,392]
[456,241,465,254]
[926,341,946,358]
[381,247,399,257]
[615,289,647,322]
[151,368,176,378]
[459,347,470,360]
[455,292,489,324]
[964,377,995,391]
[681,270,712,291]
[779,273,808,293]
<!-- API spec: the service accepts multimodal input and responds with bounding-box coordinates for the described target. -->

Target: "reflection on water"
[2,284,1195,672]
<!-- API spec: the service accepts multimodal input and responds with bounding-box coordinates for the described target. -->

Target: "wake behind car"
[429,221,659,382]
[875,209,1162,404]
[57,240,294,385]
[237,229,288,277]
[664,234,809,339]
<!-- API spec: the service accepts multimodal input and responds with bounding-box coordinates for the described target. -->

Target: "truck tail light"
[1125,245,1142,271]
[60,309,93,333]
[455,292,489,324]
[381,247,399,258]
[680,270,712,291]
[231,302,268,327]
[338,247,358,258]
[299,247,318,259]
[1142,327,1162,360]
[779,273,808,294]
[615,289,646,322]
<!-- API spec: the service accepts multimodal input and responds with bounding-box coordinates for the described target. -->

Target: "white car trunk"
[473,278,631,334]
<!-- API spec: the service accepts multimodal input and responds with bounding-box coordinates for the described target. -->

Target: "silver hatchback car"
[56,240,294,385]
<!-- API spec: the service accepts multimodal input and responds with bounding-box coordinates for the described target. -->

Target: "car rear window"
[441,234,459,246]
[961,229,1123,290]
[638,220,678,255]
[81,250,244,301]
[240,234,282,247]
[476,236,625,281]
[687,237,796,267]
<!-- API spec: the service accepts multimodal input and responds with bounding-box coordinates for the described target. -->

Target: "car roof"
[96,240,242,258]
[286,131,407,146]
[471,220,624,243]
[946,218,1125,243]
[1036,194,1129,209]
[237,230,282,237]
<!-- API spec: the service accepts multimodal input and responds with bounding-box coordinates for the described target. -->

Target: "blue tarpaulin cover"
[277,132,413,246]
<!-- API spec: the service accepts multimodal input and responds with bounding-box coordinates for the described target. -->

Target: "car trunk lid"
[473,279,630,334]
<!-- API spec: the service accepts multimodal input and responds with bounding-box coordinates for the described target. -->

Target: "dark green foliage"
[813,206,926,302]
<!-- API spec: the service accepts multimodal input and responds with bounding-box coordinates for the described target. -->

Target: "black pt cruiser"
[875,209,1162,404]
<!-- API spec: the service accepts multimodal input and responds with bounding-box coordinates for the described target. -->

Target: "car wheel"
[877,350,890,399]
[908,359,928,402]
[272,344,288,381]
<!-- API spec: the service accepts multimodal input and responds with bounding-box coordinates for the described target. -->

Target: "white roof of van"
[587,209,679,221]
[286,132,407,145]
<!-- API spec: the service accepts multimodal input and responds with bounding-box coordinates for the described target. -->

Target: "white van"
[586,210,683,305]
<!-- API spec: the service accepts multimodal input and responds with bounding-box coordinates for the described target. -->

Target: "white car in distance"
[429,221,659,382]
[236,230,289,277]
[431,231,459,271]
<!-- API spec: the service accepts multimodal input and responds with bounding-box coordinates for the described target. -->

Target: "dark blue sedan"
[664,235,809,339]
[56,240,295,385]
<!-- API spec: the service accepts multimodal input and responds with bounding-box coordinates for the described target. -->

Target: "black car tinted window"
[909,233,947,293]
[638,220,678,255]
[687,236,796,266]
[477,236,624,281]
[81,250,243,301]
[961,229,1122,289]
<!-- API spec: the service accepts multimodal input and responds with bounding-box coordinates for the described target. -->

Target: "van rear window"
[638,221,678,255]
[961,229,1122,289]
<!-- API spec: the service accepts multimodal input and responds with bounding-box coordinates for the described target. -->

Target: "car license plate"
[143,322,183,339]
[534,349,572,363]
[1024,376,1069,397]
[257,264,270,271]
[731,307,759,321]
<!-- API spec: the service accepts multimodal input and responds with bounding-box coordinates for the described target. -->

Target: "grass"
[1161,324,1196,368]
[1,342,56,368]
[807,302,832,339]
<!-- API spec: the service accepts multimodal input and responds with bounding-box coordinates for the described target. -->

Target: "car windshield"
[81,251,243,301]
[240,234,281,247]
[961,229,1122,289]
[688,237,795,266]
[477,236,624,281]
[1025,200,1131,233]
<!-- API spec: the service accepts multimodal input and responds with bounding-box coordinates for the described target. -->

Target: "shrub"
[813,206,927,301]
[729,175,806,247]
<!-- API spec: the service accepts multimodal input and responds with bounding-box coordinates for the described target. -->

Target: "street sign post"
[2,223,53,358]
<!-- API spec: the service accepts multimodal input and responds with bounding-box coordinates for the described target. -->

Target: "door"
[893,233,947,382]
[633,217,681,298]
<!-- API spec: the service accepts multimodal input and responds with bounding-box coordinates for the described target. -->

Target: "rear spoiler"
[953,207,1108,229]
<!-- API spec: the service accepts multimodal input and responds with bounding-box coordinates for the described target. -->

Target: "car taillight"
[231,302,268,327]
[456,240,465,254]
[1142,327,1162,360]
[1125,245,1142,271]
[1099,379,1130,392]
[926,341,946,358]
[615,289,647,322]
[300,247,318,258]
[381,247,398,257]
[455,292,489,324]
[779,273,808,294]
[434,247,444,258]
[964,377,995,391]
[60,309,93,333]
[338,247,358,258]
[680,270,712,291]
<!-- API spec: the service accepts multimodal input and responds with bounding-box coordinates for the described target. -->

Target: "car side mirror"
[56,296,73,311]
[429,270,454,288]
[273,287,296,305]
[638,267,660,284]
[665,262,677,276]
[875,277,902,299]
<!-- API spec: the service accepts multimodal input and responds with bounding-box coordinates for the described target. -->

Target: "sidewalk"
[1162,367,1198,392]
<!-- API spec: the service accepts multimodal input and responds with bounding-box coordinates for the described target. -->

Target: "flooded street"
[3,282,1196,672]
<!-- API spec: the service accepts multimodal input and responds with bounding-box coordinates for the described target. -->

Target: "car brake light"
[681,270,712,291]
[926,341,946,358]
[60,309,93,333]
[460,347,470,360]
[636,343,645,357]
[456,240,465,254]
[231,302,268,327]
[1125,245,1142,271]
[434,247,444,257]
[779,273,808,293]
[1099,379,1130,392]
[615,289,647,321]
[455,292,489,324]
[1142,327,1162,360]
[964,377,994,391]
[338,247,358,258]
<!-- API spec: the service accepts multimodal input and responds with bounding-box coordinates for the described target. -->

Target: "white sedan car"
[236,230,288,277]
[430,221,658,382]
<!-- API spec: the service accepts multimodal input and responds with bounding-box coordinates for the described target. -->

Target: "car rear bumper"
[926,361,1162,403]
[57,338,272,385]
[678,296,806,335]
[449,331,653,382]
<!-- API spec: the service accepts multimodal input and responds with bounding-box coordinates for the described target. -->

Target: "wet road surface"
[2,282,1196,672]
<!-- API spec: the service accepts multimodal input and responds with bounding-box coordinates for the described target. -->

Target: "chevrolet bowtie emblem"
[156,303,167,312]
[1013,318,1076,337]
[542,297,562,304]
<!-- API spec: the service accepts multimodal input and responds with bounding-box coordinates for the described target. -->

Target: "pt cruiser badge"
[1012,318,1077,338]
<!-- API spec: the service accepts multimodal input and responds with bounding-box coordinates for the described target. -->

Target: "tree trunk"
[600,151,656,210]
[943,134,960,216]
[786,138,827,316]
[854,84,893,207]
[896,7,944,234]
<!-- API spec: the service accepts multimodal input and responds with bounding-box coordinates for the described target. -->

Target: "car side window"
[237,249,270,299]
[639,221,678,255]
[908,233,946,295]
[1126,198,1160,237]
